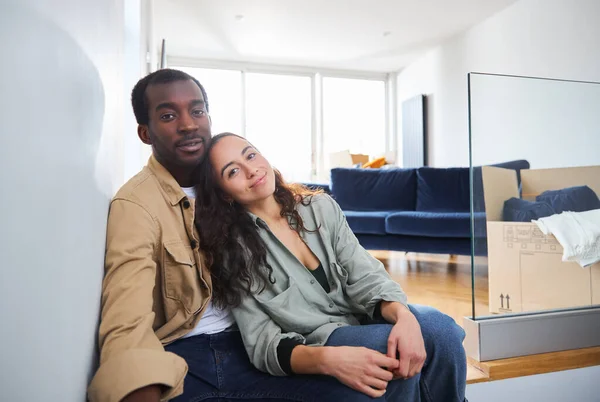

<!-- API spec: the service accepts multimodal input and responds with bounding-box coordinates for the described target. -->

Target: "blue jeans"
[165,304,466,402]
[325,305,467,402]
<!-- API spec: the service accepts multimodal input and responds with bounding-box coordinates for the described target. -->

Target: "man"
[87,69,217,402]
[88,68,466,402]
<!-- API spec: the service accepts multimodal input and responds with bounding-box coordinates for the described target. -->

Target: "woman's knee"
[409,304,465,354]
[325,324,393,355]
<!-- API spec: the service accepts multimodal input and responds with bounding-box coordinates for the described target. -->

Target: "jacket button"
[182,199,191,209]
[190,240,198,249]
[310,279,315,284]
[329,303,334,308]
[337,323,343,327]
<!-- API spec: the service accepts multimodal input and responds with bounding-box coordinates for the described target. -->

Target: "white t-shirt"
[180,187,235,337]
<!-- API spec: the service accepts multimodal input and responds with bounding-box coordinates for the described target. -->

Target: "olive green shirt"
[231,194,408,376]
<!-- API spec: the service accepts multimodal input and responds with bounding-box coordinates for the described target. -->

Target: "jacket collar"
[147,155,188,206]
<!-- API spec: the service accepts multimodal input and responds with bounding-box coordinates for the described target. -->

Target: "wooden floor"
[468,346,600,384]
[370,250,600,384]
[370,250,489,325]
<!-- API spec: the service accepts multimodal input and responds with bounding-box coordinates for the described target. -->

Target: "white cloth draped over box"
[534,209,600,267]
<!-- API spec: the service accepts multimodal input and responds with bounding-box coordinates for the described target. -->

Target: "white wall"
[123,0,146,183]
[466,365,600,402]
[0,1,140,400]
[470,73,600,168]
[396,0,600,167]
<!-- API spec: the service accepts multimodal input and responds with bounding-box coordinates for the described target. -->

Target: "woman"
[195,132,467,402]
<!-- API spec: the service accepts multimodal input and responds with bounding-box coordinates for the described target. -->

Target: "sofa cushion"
[416,168,470,212]
[385,211,486,238]
[344,210,392,235]
[536,185,600,213]
[330,168,417,211]
[503,197,555,222]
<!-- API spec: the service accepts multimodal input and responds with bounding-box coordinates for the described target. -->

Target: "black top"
[308,263,331,293]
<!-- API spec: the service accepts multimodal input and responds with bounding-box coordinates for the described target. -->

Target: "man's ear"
[138,125,152,145]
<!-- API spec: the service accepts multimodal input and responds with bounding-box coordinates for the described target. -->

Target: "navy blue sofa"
[305,160,530,256]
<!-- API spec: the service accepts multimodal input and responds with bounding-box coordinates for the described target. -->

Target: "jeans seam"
[216,351,224,389]
[188,392,307,401]
[188,392,218,402]
[221,391,307,400]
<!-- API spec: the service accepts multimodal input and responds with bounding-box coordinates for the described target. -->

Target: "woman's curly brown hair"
[194,132,321,308]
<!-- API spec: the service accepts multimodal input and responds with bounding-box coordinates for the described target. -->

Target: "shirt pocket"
[332,261,349,285]
[256,277,320,334]
[163,241,203,315]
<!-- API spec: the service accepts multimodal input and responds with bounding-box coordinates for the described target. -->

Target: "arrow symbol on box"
[506,294,510,309]
[500,294,504,308]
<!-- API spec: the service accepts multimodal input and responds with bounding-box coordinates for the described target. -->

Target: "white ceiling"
[154,0,518,72]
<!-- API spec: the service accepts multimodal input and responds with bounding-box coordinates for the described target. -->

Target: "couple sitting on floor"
[88,68,467,402]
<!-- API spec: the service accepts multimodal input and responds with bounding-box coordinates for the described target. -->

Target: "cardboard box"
[482,165,600,314]
[593,266,600,306]
[351,154,370,165]
[328,151,370,168]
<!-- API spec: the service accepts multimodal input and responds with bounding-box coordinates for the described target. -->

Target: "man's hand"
[122,385,162,402]
[321,346,399,398]
[381,302,426,379]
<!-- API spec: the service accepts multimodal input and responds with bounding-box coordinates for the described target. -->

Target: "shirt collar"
[146,155,189,206]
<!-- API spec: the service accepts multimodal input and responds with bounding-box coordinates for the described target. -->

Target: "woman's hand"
[320,346,399,398]
[382,303,426,379]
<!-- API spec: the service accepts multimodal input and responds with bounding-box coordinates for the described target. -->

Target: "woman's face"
[209,135,276,206]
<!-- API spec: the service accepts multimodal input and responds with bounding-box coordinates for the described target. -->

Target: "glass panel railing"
[469,72,600,319]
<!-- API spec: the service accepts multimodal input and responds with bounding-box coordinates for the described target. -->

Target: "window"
[245,73,312,183]
[171,66,389,181]
[176,67,243,135]
[322,77,386,169]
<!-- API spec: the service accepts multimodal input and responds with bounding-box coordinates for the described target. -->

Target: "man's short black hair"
[131,68,209,125]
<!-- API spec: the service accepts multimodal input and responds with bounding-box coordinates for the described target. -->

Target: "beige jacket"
[88,156,212,402]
